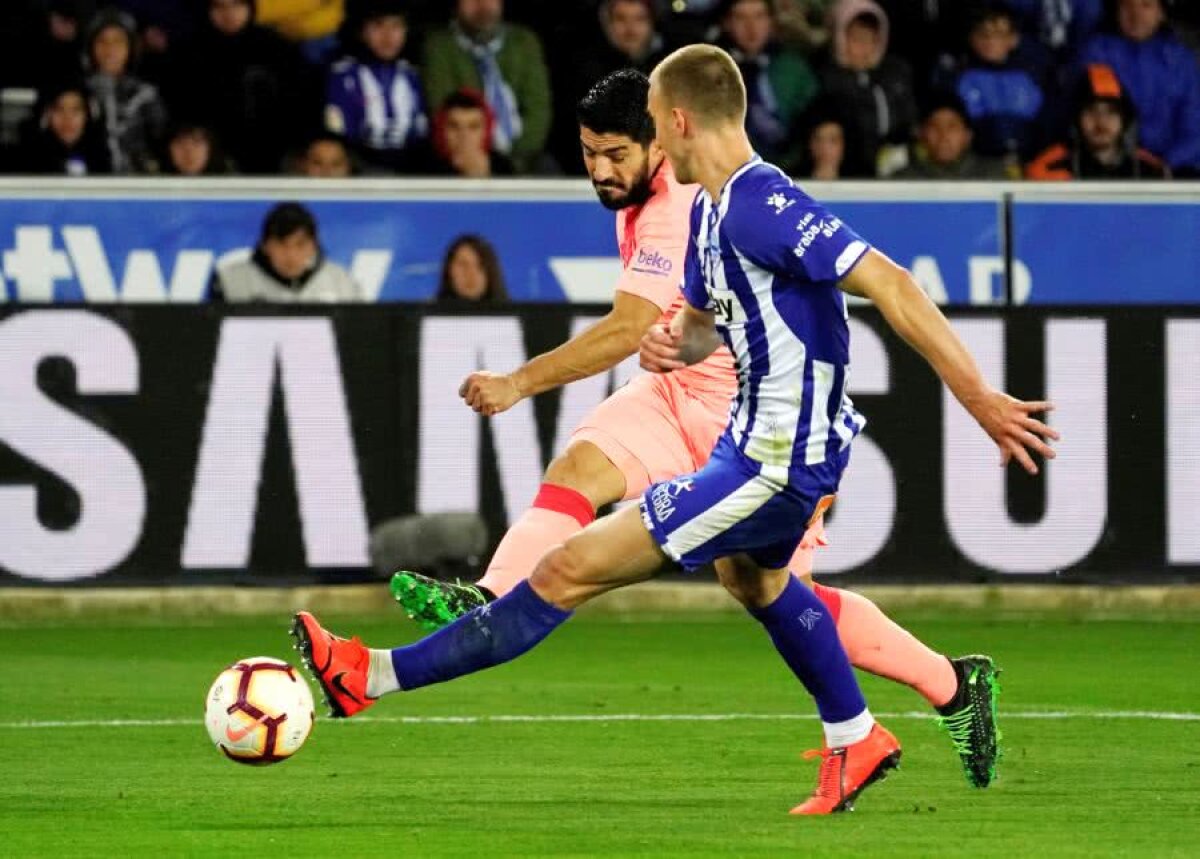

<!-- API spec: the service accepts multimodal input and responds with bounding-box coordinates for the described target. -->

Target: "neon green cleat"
[389,571,491,631]
[936,654,1002,788]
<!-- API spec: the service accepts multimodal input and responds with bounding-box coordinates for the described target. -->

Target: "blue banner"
[1012,201,1200,304]
[0,193,1191,304]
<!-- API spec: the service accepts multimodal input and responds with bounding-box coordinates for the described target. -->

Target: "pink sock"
[477,484,595,597]
[812,584,959,709]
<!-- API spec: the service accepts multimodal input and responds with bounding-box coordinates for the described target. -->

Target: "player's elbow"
[612,318,651,357]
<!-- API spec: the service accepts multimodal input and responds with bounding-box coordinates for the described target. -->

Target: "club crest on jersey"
[766,192,795,215]
[667,477,694,497]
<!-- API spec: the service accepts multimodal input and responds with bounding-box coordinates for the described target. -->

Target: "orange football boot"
[290,611,377,718]
[790,723,902,815]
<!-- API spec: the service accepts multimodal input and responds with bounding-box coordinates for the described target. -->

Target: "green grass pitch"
[2,607,1198,857]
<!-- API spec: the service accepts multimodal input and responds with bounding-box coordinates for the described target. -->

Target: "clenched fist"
[459,371,523,416]
[639,323,685,373]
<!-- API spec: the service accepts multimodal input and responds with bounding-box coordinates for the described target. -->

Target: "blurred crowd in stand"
[0,0,1195,181]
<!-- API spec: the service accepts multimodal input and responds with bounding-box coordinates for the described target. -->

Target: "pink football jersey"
[614,160,736,397]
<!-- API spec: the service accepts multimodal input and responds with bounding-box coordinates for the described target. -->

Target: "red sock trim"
[811,583,842,625]
[532,483,595,528]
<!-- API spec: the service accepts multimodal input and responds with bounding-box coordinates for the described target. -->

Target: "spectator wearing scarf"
[422,0,551,173]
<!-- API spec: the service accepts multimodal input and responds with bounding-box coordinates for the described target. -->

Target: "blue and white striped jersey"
[681,156,871,481]
[326,59,428,152]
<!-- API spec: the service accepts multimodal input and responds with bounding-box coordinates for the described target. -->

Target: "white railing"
[0,176,1197,203]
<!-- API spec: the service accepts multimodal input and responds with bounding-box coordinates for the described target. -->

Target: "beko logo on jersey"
[793,215,842,260]
[634,247,673,275]
[766,192,796,215]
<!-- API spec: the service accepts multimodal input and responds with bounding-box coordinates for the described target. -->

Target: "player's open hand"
[970,389,1060,475]
[639,324,684,373]
[459,371,522,417]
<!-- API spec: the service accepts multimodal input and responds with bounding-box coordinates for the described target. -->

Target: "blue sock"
[391,580,572,691]
[748,576,867,724]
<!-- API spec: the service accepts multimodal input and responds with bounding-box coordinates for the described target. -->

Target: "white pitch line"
[1,710,1198,730]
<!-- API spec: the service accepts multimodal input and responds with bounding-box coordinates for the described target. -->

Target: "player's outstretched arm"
[460,291,663,417]
[840,249,1060,474]
[639,304,720,373]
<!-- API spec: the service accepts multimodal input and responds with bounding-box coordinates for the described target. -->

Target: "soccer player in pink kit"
[394,70,999,786]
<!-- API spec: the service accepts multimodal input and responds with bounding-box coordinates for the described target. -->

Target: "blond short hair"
[651,44,747,126]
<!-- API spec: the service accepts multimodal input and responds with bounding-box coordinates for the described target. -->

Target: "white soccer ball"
[204,656,315,765]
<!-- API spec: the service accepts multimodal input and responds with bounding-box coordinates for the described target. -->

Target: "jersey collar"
[715,154,762,206]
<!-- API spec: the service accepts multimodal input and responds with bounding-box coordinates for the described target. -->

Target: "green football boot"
[935,654,1002,788]
[390,571,492,631]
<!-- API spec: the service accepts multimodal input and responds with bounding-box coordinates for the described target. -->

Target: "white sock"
[822,708,875,748]
[366,649,400,698]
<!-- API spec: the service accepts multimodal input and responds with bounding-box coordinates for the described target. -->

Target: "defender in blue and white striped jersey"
[638,44,1057,811]
[640,89,1057,578]
[636,156,874,569]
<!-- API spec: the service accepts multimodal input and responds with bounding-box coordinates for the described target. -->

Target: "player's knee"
[543,443,621,506]
[717,561,788,610]
[544,448,591,489]
[530,542,598,610]
[715,558,757,606]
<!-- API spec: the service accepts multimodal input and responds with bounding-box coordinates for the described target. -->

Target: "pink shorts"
[571,372,727,500]
[570,373,828,571]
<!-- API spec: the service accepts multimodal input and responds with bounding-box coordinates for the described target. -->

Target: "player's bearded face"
[580,128,655,211]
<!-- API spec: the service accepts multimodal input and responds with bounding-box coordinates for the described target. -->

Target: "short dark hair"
[576,69,654,145]
[970,3,1015,30]
[919,91,971,125]
[719,0,774,18]
[357,0,408,22]
[261,202,317,243]
[603,0,655,16]
[848,11,881,32]
[304,130,350,155]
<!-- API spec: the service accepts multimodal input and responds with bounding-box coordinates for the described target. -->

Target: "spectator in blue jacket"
[326,0,428,173]
[954,4,1047,161]
[1080,0,1200,173]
